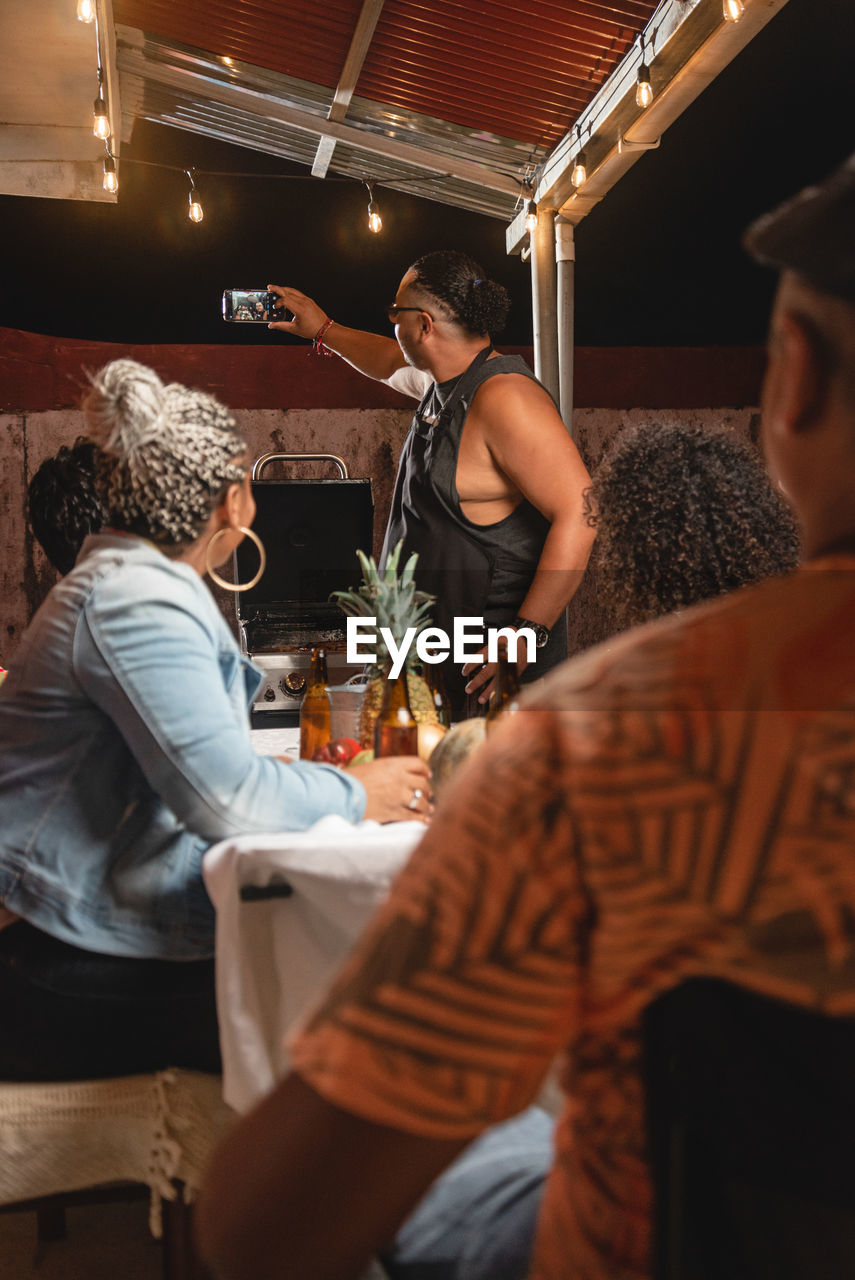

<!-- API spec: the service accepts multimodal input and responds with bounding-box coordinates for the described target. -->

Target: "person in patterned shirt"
[198,154,855,1280]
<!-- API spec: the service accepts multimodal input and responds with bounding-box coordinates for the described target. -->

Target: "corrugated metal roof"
[112,0,660,219]
[114,1,659,148]
[115,0,366,87]
[360,1,658,149]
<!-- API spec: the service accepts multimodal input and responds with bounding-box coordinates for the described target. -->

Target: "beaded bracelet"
[312,317,334,356]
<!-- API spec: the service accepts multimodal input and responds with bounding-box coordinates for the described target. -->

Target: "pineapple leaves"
[330,541,436,671]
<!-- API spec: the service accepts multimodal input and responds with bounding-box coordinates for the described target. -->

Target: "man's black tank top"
[381,346,567,717]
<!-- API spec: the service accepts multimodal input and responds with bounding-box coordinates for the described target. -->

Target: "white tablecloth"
[202,816,425,1113]
[250,725,300,758]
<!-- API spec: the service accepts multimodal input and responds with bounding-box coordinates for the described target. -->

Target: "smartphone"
[222,289,279,323]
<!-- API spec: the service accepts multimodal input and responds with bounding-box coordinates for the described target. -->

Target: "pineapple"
[332,541,441,748]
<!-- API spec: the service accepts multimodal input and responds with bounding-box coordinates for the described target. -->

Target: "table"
[202,813,425,1113]
[250,725,300,759]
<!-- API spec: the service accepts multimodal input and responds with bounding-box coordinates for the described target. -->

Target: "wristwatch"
[513,616,550,649]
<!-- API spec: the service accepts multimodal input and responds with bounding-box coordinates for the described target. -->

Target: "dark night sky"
[3,0,851,349]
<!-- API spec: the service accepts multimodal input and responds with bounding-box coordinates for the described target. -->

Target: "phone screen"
[222,290,278,322]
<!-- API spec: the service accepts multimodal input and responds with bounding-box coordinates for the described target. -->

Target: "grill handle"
[252,452,349,480]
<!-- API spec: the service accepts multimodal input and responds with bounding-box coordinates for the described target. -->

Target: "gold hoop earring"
[205,526,266,593]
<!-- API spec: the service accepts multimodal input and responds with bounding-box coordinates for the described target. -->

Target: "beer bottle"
[374,671,419,758]
[299,647,331,759]
[485,639,522,733]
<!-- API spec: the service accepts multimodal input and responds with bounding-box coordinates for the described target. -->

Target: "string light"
[86,8,111,151]
[571,149,587,189]
[525,200,537,234]
[186,169,204,222]
[365,182,382,233]
[102,154,118,193]
[570,126,587,189]
[636,62,654,108]
[93,90,109,140]
[723,0,744,20]
[90,153,393,226]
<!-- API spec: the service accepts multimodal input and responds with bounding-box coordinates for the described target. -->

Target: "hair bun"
[84,359,167,458]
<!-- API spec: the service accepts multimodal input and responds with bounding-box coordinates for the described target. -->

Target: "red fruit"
[312,737,362,766]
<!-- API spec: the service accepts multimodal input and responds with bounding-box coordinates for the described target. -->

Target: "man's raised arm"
[268,284,407,383]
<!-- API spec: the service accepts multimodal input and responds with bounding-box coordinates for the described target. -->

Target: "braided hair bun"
[85,360,169,459]
[409,250,510,337]
[83,359,248,548]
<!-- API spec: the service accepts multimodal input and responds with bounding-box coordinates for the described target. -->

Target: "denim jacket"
[0,533,365,959]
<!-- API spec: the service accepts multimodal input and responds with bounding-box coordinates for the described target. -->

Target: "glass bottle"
[299,647,330,760]
[374,671,419,758]
[485,640,522,733]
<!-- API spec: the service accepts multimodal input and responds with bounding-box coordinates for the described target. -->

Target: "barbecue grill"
[234,452,374,725]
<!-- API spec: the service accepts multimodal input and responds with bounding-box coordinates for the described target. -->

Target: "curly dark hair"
[28,437,108,575]
[408,250,510,338]
[586,422,802,632]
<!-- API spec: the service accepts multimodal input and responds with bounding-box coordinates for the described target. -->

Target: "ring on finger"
[407,787,424,811]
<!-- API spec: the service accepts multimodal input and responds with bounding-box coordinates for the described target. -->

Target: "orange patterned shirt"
[291,560,855,1280]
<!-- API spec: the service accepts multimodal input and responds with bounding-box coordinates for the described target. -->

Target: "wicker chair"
[0,1068,234,1280]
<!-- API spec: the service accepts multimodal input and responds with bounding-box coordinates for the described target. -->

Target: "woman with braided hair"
[0,359,428,1081]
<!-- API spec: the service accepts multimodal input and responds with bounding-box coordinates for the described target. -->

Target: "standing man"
[269,251,594,717]
[200,156,855,1280]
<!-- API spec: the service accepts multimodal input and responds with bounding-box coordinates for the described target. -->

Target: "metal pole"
[555,219,575,436]
[530,207,559,402]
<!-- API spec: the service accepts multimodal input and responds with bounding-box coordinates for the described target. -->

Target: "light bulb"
[185,169,204,222]
[103,156,118,193]
[571,151,587,189]
[77,0,95,21]
[723,0,744,20]
[365,182,382,233]
[525,201,537,234]
[93,95,109,140]
[636,65,654,108]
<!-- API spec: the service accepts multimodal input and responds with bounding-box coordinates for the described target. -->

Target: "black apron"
[381,347,567,718]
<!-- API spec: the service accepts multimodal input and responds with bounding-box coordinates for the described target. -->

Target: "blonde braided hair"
[84,360,247,548]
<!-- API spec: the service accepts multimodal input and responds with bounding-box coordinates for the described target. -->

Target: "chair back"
[643,977,855,1280]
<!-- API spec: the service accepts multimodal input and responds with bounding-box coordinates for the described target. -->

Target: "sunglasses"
[385,303,433,324]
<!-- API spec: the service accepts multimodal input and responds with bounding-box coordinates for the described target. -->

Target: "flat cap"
[743,151,855,306]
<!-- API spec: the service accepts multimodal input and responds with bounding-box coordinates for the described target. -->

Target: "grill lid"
[234,476,374,613]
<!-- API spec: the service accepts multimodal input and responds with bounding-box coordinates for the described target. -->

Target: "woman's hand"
[347,756,433,824]
[267,285,329,340]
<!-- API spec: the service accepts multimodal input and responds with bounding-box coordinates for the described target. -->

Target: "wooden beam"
[311,0,385,178]
[0,0,118,201]
[97,0,121,162]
